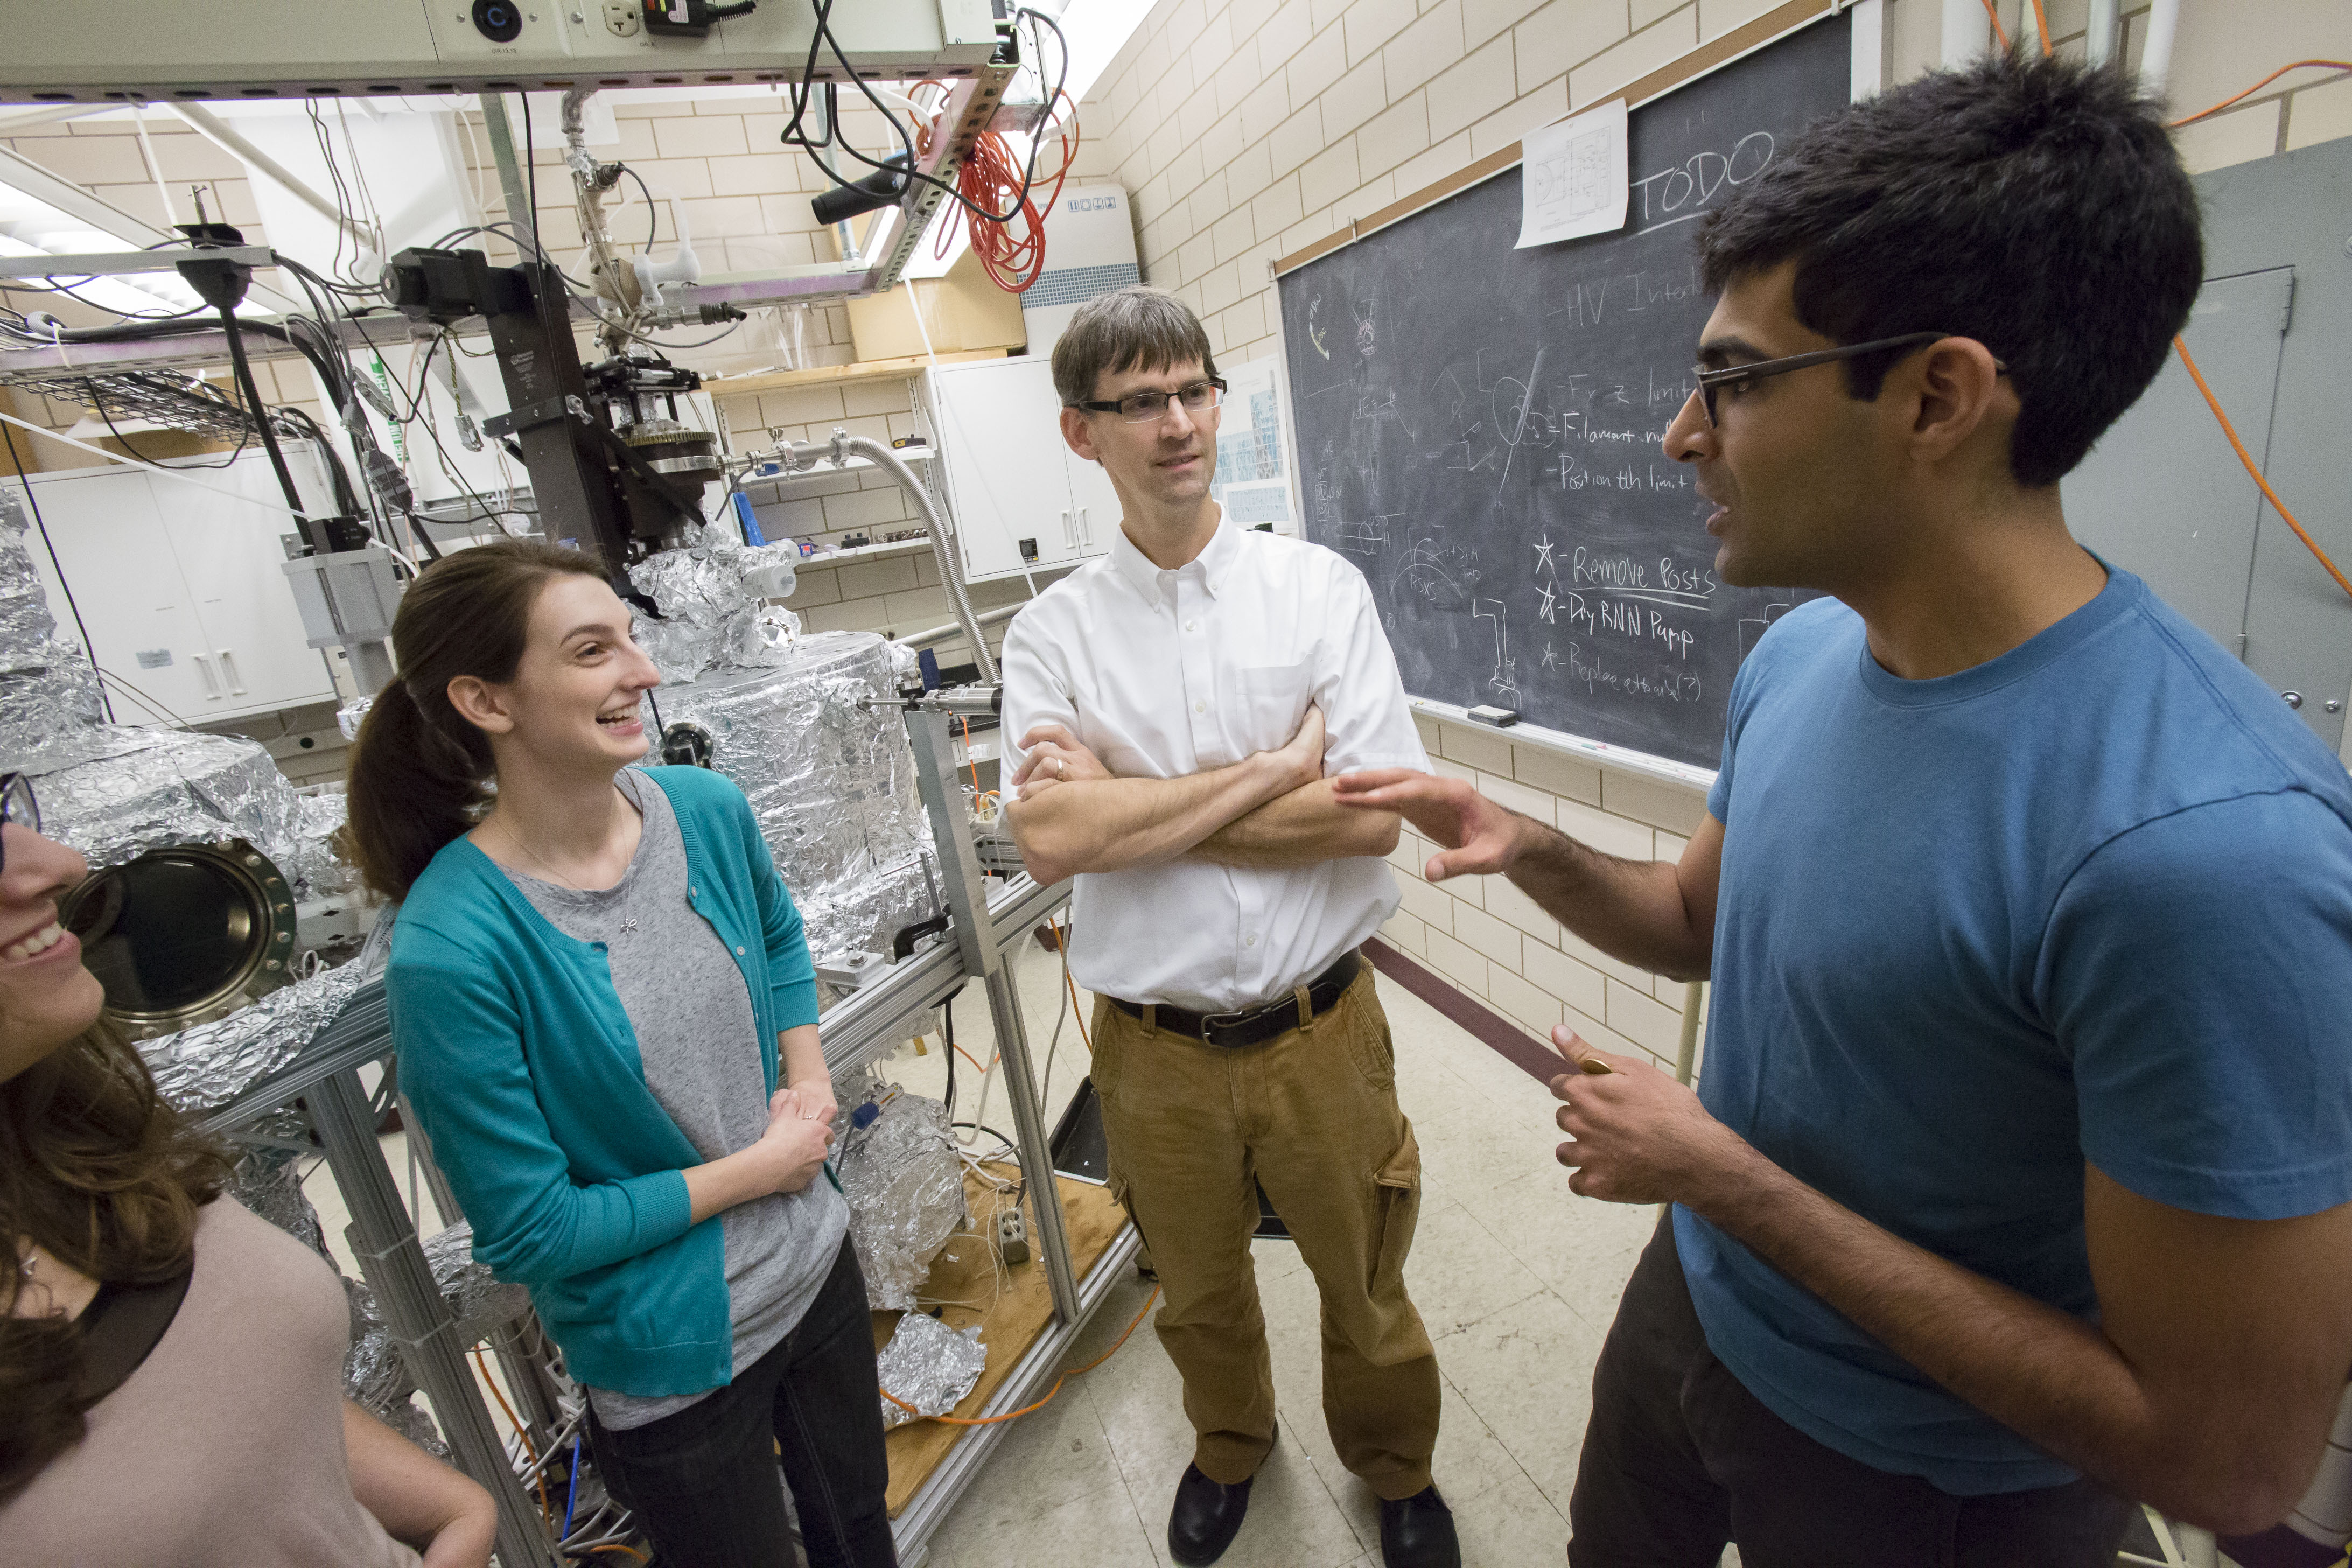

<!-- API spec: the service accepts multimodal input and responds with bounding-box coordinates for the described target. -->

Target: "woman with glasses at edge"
[344,540,895,1568]
[0,771,499,1565]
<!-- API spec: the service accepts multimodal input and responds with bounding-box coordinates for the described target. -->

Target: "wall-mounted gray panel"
[2204,142,2352,754]
[2063,267,2290,655]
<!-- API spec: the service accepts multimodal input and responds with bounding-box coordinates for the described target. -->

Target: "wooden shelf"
[740,448,933,492]
[789,535,937,568]
[706,348,1011,397]
[876,1165,1133,1516]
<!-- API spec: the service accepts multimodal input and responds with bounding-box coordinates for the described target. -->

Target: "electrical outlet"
[996,1209,1031,1265]
[604,0,640,36]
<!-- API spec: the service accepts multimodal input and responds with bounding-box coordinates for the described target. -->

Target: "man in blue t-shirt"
[1334,52,2352,1568]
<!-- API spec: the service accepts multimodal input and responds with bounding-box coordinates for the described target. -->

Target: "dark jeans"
[1568,1216,2135,1568]
[587,1236,897,1568]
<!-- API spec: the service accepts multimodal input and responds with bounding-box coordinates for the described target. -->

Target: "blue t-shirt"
[1683,566,2352,1496]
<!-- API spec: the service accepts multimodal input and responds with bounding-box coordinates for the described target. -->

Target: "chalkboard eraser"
[1466,705,1521,728]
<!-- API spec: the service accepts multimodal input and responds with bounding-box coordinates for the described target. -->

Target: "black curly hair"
[1695,50,2203,487]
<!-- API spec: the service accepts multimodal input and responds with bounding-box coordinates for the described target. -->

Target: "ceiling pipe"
[168,102,377,252]
[2138,0,2182,101]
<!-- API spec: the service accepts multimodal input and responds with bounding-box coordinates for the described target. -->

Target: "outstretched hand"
[1548,1030,1749,1206]
[1330,768,1529,881]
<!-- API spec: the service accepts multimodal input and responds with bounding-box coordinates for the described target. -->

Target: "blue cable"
[562,1435,582,1539]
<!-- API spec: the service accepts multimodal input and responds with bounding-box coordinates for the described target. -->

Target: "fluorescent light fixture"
[0,185,206,317]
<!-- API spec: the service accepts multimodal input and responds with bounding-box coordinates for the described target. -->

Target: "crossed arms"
[999,705,1402,887]
[1330,767,2352,1534]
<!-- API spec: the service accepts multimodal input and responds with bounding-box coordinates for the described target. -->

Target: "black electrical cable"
[212,297,316,545]
[942,996,957,1119]
[622,165,661,253]
[790,1,1070,228]
[951,1122,1018,1151]
[275,406,362,516]
[520,93,542,270]
[90,392,251,472]
[307,102,354,286]
[2,422,115,724]
[11,277,206,323]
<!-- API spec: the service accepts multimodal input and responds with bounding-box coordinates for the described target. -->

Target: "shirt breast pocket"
[1226,661,1313,758]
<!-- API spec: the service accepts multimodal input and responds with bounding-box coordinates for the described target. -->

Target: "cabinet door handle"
[218,649,247,696]
[1060,508,1074,549]
[1079,506,1094,547]
[192,653,223,700]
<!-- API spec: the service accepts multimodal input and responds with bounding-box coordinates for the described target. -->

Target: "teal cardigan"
[386,766,823,1398]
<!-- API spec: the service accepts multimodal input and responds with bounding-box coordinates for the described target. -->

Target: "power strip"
[995,1207,1031,1265]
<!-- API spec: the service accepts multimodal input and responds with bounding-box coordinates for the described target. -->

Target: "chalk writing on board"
[1277,10,1848,770]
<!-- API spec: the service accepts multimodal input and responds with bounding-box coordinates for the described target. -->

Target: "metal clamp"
[484,393,590,437]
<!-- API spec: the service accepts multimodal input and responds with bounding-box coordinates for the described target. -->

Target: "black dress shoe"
[1167,1462,1253,1566]
[1380,1484,1461,1568]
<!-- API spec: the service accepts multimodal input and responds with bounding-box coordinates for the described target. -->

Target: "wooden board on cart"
[873,1165,1130,1515]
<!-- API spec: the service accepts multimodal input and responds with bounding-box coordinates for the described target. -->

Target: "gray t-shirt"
[501,769,849,1430]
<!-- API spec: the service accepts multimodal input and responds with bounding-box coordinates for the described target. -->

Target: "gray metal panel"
[2062,267,2290,654]
[2203,141,2352,753]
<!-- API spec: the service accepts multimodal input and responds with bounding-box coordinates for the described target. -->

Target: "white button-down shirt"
[1001,515,1430,1011]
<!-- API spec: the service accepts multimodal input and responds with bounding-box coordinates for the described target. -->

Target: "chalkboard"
[1278,12,1850,772]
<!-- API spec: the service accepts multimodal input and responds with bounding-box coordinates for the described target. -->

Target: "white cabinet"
[928,356,1121,583]
[8,449,339,725]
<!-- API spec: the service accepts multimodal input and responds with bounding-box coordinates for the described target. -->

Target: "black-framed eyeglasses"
[1691,332,2008,426]
[1073,377,1228,424]
[0,772,38,876]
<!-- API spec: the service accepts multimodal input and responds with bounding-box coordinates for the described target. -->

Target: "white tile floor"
[306,936,1660,1568]
[892,948,1658,1568]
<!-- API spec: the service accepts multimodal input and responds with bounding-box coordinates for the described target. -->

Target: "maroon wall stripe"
[1362,937,1565,1087]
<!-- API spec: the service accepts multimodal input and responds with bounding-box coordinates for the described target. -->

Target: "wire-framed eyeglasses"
[1691,332,2007,426]
[0,772,39,877]
[1073,377,1228,424]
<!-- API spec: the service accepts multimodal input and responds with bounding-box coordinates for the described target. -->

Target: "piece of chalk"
[1466,704,1520,727]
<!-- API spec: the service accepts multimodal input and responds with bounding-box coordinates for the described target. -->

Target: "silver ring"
[1051,757,1063,776]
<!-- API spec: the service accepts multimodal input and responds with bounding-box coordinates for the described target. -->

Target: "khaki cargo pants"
[1090,964,1440,1500]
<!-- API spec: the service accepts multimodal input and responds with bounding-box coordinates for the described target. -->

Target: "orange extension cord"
[1967,5,2352,606]
[914,81,1081,293]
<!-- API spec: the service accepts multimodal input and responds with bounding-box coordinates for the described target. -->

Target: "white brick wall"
[1386,709,1711,1070]
[1075,0,2352,376]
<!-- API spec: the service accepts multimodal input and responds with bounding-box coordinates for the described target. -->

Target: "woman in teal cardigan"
[346,540,895,1568]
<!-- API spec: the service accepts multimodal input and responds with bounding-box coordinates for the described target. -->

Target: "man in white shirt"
[999,288,1460,1568]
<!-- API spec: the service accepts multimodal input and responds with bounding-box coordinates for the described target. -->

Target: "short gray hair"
[1051,286,1219,408]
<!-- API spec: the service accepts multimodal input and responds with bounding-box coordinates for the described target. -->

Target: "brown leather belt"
[1108,949,1361,1049]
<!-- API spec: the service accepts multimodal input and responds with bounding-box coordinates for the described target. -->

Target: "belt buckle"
[1200,1009,1254,1047]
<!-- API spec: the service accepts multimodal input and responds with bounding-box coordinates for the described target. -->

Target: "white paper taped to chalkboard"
[1516,100,1629,249]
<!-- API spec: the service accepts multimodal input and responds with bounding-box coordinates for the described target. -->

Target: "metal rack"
[190,701,1129,1567]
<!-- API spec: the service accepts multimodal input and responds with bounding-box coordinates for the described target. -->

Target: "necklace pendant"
[619,918,638,935]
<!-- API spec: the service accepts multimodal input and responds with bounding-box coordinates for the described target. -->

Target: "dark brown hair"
[1051,285,1219,409]
[0,1019,230,1500]
[342,538,609,902]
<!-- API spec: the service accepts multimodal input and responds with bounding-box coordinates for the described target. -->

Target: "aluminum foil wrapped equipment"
[835,1080,967,1312]
[652,630,938,976]
[1,488,352,902]
[0,487,109,772]
[139,952,373,1111]
[876,1311,986,1430]
[628,520,806,686]
[28,724,352,904]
